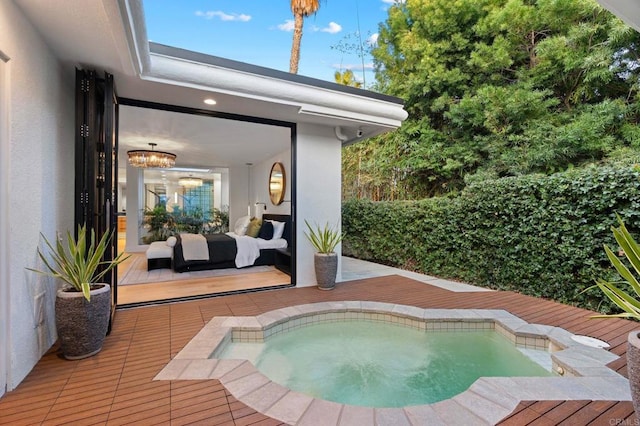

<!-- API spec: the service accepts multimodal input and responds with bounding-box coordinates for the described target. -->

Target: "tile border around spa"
[154,301,631,425]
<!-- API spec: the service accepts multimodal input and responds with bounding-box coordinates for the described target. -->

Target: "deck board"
[0,274,637,425]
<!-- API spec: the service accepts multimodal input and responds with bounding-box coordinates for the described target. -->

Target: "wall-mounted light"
[204,98,217,105]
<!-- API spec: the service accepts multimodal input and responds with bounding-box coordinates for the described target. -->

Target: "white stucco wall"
[295,123,342,287]
[0,0,75,392]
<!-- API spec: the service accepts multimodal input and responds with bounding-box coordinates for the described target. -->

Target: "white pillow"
[234,215,251,236]
[267,220,285,240]
[166,236,177,247]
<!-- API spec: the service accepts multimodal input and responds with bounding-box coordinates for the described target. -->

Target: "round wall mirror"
[269,162,286,205]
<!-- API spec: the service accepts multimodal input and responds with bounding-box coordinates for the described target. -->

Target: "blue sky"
[143,0,400,87]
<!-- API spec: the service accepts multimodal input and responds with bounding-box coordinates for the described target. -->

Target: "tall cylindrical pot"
[628,331,640,417]
[314,253,338,290]
[55,284,111,360]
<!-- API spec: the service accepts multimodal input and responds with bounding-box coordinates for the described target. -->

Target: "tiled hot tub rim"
[156,301,631,425]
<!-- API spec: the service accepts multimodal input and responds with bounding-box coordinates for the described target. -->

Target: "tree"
[347,0,640,199]
[289,0,322,74]
[331,30,372,87]
[334,69,362,88]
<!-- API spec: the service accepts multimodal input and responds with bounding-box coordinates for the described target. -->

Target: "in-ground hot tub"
[155,301,631,425]
[219,318,554,408]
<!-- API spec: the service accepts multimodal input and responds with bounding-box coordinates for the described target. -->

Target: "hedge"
[342,165,640,313]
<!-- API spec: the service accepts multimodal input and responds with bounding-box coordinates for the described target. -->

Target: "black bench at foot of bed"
[172,214,291,273]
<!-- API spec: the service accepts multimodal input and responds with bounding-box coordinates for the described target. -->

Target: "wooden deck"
[0,275,637,425]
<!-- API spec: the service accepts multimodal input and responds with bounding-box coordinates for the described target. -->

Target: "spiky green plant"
[304,220,343,254]
[27,224,129,301]
[592,216,640,320]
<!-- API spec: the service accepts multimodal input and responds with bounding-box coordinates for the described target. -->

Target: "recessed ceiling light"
[204,98,216,105]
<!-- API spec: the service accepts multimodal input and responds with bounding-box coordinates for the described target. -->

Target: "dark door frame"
[75,69,119,328]
[117,97,297,304]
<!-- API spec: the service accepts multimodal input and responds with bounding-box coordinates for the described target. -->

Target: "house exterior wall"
[0,0,75,393]
[295,123,342,287]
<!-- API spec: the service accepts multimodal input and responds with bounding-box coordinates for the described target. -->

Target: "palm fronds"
[27,224,129,301]
[592,215,640,320]
[304,220,343,254]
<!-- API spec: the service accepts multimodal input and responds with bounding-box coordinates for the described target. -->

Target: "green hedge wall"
[342,165,640,313]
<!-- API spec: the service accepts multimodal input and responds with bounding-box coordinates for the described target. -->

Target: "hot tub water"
[221,320,553,407]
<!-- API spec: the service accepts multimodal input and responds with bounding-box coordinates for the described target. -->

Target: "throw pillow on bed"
[246,218,262,238]
[258,220,274,239]
[234,215,251,235]
[267,220,285,240]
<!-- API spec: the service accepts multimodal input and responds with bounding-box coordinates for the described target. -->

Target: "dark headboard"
[262,214,292,246]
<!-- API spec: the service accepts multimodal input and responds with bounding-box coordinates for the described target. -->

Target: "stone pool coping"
[154,301,631,425]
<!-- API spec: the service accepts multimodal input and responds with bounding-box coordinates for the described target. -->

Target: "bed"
[172,214,291,273]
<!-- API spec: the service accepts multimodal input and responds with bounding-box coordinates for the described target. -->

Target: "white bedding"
[226,232,288,267]
[257,237,288,249]
[180,233,209,261]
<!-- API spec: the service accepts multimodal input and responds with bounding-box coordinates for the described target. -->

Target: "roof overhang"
[117,0,408,144]
[15,0,407,145]
[597,0,640,33]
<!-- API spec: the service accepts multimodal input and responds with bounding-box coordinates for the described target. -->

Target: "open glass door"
[75,69,118,330]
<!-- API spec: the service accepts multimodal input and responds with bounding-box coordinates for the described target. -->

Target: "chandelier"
[178,176,203,188]
[127,143,176,168]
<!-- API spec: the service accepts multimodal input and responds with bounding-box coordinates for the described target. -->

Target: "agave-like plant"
[28,224,129,301]
[304,220,343,254]
[592,215,640,320]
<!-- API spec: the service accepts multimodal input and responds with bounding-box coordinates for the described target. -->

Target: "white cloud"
[367,33,379,46]
[382,0,406,4]
[277,19,295,31]
[195,10,251,22]
[277,20,341,34]
[332,63,374,71]
[321,22,342,34]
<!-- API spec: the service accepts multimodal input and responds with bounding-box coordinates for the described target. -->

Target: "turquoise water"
[220,321,553,408]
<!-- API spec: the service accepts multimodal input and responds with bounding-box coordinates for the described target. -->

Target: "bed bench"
[146,239,174,270]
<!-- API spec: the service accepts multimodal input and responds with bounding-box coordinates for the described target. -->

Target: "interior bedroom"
[114,103,293,305]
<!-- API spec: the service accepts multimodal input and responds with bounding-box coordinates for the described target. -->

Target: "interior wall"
[125,164,146,252]
[228,164,251,229]
[251,150,292,218]
[220,169,230,214]
[0,0,75,391]
[295,123,342,287]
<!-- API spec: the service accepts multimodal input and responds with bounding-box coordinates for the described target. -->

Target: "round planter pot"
[55,284,111,360]
[628,331,640,417]
[314,253,338,290]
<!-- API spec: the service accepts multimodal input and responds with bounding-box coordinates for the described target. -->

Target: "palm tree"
[289,0,321,74]
[334,69,362,88]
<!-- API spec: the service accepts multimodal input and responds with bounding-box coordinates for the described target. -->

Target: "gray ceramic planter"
[55,284,111,360]
[628,331,640,417]
[314,253,338,290]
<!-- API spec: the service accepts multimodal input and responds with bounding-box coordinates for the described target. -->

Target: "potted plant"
[591,216,640,416]
[304,220,343,290]
[27,224,129,359]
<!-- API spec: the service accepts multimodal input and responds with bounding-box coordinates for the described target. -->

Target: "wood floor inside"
[0,275,636,425]
[115,237,291,305]
[117,269,291,305]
